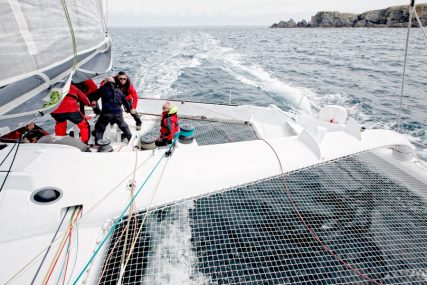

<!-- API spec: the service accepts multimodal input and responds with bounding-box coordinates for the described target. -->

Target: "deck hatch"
[98,147,427,284]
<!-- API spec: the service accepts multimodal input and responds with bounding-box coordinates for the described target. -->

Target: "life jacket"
[160,106,179,141]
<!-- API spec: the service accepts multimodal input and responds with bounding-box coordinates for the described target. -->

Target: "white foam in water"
[142,201,210,285]
[199,33,314,115]
[134,35,202,99]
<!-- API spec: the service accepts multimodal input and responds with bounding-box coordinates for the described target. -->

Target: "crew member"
[51,84,94,144]
[155,102,179,147]
[89,77,133,144]
[114,71,142,130]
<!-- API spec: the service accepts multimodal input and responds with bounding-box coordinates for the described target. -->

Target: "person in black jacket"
[89,77,132,145]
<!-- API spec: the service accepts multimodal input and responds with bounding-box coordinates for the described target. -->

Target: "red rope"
[262,139,382,285]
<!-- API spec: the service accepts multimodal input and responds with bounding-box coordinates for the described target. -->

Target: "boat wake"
[142,201,210,285]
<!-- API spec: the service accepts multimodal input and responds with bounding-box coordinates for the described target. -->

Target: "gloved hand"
[130,109,137,115]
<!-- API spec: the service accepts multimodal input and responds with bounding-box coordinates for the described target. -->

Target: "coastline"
[270,3,427,28]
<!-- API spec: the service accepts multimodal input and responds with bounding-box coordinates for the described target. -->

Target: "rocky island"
[270,4,427,28]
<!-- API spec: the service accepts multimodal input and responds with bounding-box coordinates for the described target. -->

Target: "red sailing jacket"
[124,83,138,109]
[51,84,91,114]
[74,79,98,96]
[160,107,179,141]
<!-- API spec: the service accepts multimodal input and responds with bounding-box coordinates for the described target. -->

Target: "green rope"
[59,0,78,68]
[72,152,166,284]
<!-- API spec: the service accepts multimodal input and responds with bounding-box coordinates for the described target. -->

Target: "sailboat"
[1,1,427,284]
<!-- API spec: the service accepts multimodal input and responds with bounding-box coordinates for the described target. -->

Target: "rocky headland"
[270,4,427,28]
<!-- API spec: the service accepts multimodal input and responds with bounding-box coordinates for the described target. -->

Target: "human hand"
[130,109,136,114]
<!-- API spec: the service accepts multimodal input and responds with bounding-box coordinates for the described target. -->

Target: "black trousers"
[130,111,142,126]
[155,138,172,147]
[95,113,132,143]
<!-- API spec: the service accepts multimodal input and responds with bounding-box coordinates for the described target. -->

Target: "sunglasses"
[118,77,127,81]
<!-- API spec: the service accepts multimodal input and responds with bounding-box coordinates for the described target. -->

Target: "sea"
[96,27,427,284]
[109,26,427,159]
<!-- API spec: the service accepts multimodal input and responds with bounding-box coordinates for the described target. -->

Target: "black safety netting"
[97,147,427,284]
[146,117,259,146]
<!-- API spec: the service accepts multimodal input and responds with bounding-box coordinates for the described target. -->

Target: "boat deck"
[98,147,427,285]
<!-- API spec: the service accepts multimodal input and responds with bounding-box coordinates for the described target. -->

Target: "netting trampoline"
[97,147,427,284]
[144,117,259,146]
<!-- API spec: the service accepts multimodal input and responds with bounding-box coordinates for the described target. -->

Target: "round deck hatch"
[31,188,62,205]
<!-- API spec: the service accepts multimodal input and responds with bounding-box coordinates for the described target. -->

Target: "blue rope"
[72,152,166,284]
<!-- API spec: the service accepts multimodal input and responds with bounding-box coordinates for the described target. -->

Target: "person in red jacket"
[155,102,179,147]
[0,122,48,143]
[51,84,94,144]
[73,79,98,115]
[114,71,142,130]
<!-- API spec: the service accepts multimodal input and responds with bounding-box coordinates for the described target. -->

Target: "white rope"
[413,7,427,42]
[397,3,415,132]
[117,155,171,284]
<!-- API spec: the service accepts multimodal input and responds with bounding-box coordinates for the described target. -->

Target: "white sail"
[0,0,112,135]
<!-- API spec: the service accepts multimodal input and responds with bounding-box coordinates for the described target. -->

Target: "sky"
[108,0,420,27]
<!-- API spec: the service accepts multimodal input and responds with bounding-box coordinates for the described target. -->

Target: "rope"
[4,154,154,285]
[397,2,415,132]
[0,138,22,193]
[117,149,171,284]
[59,0,78,68]
[30,208,70,285]
[42,207,82,285]
[66,215,80,285]
[72,152,167,285]
[261,138,382,285]
[413,7,427,42]
[118,148,140,281]
[96,0,109,35]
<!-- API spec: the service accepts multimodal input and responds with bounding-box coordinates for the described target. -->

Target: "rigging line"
[118,147,172,283]
[62,209,80,285]
[260,138,383,285]
[0,138,22,193]
[61,225,73,285]
[42,207,76,285]
[72,152,167,285]
[66,212,80,285]
[59,0,78,67]
[42,208,81,285]
[0,142,17,168]
[413,7,427,42]
[397,1,415,132]
[96,0,108,34]
[119,148,139,277]
[54,231,71,285]
[30,208,71,285]
[4,156,154,285]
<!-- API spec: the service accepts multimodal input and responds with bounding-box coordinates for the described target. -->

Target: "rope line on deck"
[72,148,171,284]
[261,138,383,285]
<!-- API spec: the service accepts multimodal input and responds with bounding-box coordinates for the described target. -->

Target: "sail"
[0,0,112,135]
